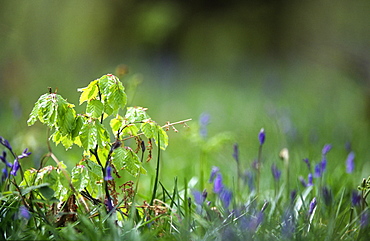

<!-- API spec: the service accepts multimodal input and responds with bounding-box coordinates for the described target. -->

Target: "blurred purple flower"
[361,210,369,228]
[105,198,114,212]
[0,151,12,168]
[104,165,113,181]
[299,176,307,187]
[321,157,327,173]
[0,136,12,151]
[209,166,219,183]
[219,188,233,209]
[213,173,224,194]
[307,173,313,186]
[303,158,311,171]
[232,143,239,163]
[282,209,295,238]
[1,167,8,182]
[290,190,297,203]
[192,189,206,205]
[258,128,265,145]
[271,163,281,181]
[322,144,332,155]
[247,211,264,232]
[17,148,31,159]
[19,205,31,220]
[351,191,361,206]
[10,159,20,176]
[199,112,210,138]
[321,186,332,206]
[243,170,254,191]
[346,151,355,173]
[308,197,317,215]
[314,163,322,178]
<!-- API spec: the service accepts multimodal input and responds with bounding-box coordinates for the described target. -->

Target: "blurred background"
[1,0,369,187]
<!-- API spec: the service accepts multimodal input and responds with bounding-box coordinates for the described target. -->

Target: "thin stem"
[257,144,262,198]
[150,135,161,206]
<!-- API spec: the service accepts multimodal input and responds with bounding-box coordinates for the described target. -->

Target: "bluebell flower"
[290,190,297,203]
[308,197,317,215]
[258,128,265,145]
[209,166,219,183]
[282,208,295,238]
[192,189,206,205]
[247,211,264,232]
[219,188,232,209]
[351,191,361,207]
[346,151,355,173]
[271,163,281,181]
[0,136,12,151]
[10,159,20,176]
[199,112,210,138]
[321,157,327,173]
[1,167,8,182]
[213,173,224,194]
[322,144,332,155]
[321,186,332,206]
[19,205,31,220]
[104,165,113,181]
[17,148,32,159]
[303,158,311,171]
[243,170,254,191]
[299,176,307,187]
[232,143,239,163]
[314,163,322,178]
[307,173,313,186]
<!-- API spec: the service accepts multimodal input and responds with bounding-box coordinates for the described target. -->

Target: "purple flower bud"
[321,186,332,206]
[258,128,265,145]
[307,173,313,186]
[308,197,317,215]
[10,159,20,176]
[0,136,12,151]
[346,151,355,173]
[213,173,224,194]
[1,167,8,182]
[271,163,281,180]
[17,148,31,159]
[351,191,361,206]
[192,190,205,205]
[104,165,113,181]
[314,163,322,178]
[303,158,311,171]
[299,176,307,187]
[322,144,332,155]
[321,157,327,173]
[219,188,232,208]
[209,166,219,183]
[199,112,210,138]
[19,205,31,220]
[232,143,239,163]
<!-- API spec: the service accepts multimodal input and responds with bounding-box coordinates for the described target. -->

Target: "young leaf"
[80,119,98,151]
[112,147,145,177]
[56,96,76,135]
[125,106,150,123]
[71,165,90,192]
[86,99,104,118]
[78,79,99,105]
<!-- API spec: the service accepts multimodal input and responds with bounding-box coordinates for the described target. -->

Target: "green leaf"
[141,120,168,150]
[71,165,90,192]
[80,119,98,150]
[86,99,104,118]
[122,124,139,136]
[78,79,99,105]
[125,106,150,123]
[56,96,76,135]
[107,82,127,113]
[110,115,124,133]
[112,147,145,177]
[72,115,84,139]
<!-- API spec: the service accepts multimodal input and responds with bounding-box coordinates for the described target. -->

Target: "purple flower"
[0,136,12,151]
[1,151,12,168]
[19,205,31,220]
[351,191,361,206]
[213,173,224,194]
[10,159,20,176]
[321,157,327,173]
[243,170,254,191]
[232,143,239,163]
[307,173,313,186]
[308,197,317,215]
[192,189,206,205]
[258,128,265,145]
[1,167,8,182]
[346,151,355,173]
[209,166,219,183]
[17,148,32,159]
[299,176,307,187]
[199,112,210,138]
[314,163,322,178]
[290,190,297,203]
[271,163,281,180]
[303,158,311,171]
[322,144,332,155]
[104,165,113,181]
[321,186,332,206]
[219,188,232,208]
[247,211,264,232]
[361,210,369,228]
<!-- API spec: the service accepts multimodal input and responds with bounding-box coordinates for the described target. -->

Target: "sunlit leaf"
[86,99,104,118]
[78,79,99,105]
